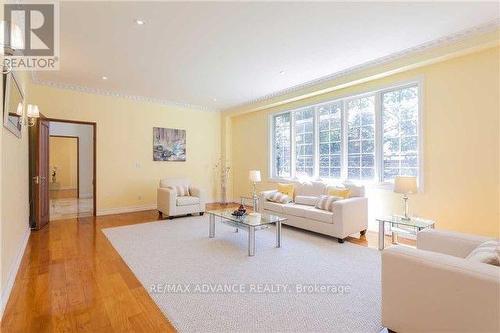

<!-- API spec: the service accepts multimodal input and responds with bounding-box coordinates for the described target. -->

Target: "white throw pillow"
[315,195,343,212]
[168,185,190,196]
[466,240,500,266]
[266,191,292,204]
[294,195,319,206]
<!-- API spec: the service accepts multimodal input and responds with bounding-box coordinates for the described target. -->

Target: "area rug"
[103,215,382,332]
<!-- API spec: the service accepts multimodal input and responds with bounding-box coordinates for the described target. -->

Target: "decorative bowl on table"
[231,204,247,217]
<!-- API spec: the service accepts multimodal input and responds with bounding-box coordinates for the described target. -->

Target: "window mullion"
[313,107,320,179]
[290,111,296,179]
[341,100,348,181]
[375,92,383,183]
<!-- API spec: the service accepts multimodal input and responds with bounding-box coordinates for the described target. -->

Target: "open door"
[29,117,50,230]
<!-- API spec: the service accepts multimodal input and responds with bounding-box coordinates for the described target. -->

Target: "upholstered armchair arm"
[190,186,206,206]
[382,245,500,333]
[331,197,368,238]
[259,190,276,212]
[417,228,493,258]
[157,187,177,215]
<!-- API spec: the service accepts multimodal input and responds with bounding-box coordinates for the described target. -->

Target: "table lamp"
[394,176,417,220]
[249,170,261,210]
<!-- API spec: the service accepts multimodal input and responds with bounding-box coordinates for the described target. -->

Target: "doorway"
[29,118,96,229]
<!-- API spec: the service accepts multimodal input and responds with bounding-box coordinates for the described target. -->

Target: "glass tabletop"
[208,208,286,226]
[376,215,435,229]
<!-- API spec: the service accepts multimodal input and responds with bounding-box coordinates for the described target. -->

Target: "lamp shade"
[27,104,40,118]
[394,176,417,194]
[249,170,261,182]
[16,102,23,116]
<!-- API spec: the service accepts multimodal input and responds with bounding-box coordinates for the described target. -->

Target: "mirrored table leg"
[209,213,215,238]
[276,221,282,248]
[248,226,255,256]
[378,220,385,250]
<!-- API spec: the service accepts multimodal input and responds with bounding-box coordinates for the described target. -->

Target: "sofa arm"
[382,245,500,333]
[189,186,207,202]
[417,229,493,258]
[331,197,368,238]
[259,190,276,212]
[157,188,176,215]
[190,186,207,207]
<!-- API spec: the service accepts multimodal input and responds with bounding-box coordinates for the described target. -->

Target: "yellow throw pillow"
[327,187,351,199]
[278,183,294,198]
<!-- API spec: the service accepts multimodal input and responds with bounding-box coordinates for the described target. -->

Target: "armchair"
[157,178,206,219]
[382,229,499,332]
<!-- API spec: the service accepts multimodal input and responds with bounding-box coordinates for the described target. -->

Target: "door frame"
[45,118,97,217]
[49,135,80,198]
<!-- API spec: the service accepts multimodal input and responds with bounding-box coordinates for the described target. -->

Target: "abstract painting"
[153,127,186,161]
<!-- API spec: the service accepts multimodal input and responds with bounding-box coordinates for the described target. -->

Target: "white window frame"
[269,78,424,190]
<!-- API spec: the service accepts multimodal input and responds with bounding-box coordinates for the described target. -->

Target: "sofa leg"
[360,229,367,236]
[200,212,204,216]
[158,211,163,219]
[338,238,345,244]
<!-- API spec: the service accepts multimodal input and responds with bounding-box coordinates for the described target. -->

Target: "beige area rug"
[103,215,382,332]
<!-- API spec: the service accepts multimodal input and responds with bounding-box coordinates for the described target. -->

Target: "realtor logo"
[2,3,59,71]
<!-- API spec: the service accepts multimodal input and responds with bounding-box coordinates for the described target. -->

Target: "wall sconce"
[17,103,40,127]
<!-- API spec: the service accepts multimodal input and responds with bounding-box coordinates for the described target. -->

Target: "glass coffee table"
[208,209,286,256]
[376,215,435,250]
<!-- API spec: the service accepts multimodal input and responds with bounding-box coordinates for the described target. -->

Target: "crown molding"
[30,73,219,112]
[228,18,500,111]
[29,19,499,113]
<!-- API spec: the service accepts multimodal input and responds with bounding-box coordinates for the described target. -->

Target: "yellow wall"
[229,47,500,237]
[1,70,31,302]
[28,84,222,213]
[49,137,78,189]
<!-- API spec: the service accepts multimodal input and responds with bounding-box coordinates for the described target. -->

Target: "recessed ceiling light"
[135,19,145,25]
[101,76,108,80]
[279,70,285,75]
[213,98,217,102]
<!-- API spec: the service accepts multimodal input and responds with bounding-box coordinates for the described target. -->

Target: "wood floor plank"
[1,204,414,332]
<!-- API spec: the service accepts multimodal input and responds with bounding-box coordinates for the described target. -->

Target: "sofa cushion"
[315,195,343,212]
[295,181,326,197]
[466,240,500,266]
[176,196,199,206]
[278,183,294,198]
[294,195,318,206]
[342,182,365,197]
[326,187,351,199]
[267,191,292,204]
[283,203,333,224]
[262,201,285,214]
[168,184,190,196]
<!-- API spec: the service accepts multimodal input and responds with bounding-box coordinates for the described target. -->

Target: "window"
[319,102,342,179]
[294,108,314,177]
[270,81,421,185]
[272,113,291,178]
[382,86,419,181]
[346,96,375,181]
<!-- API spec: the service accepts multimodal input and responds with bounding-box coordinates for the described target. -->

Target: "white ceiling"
[34,2,500,110]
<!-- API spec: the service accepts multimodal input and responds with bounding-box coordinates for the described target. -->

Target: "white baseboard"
[97,204,157,216]
[96,201,224,217]
[0,227,31,319]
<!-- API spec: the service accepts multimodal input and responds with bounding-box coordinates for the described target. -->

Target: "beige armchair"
[157,178,206,219]
[382,229,499,333]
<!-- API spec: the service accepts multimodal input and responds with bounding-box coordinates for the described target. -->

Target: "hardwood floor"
[1,203,414,332]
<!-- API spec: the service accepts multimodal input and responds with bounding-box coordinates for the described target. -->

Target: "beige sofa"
[382,229,500,332]
[259,181,368,243]
[157,178,206,219]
